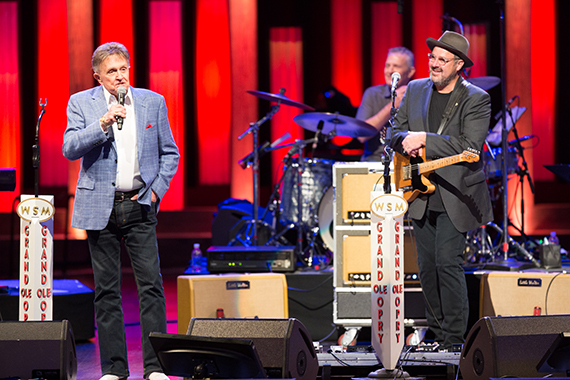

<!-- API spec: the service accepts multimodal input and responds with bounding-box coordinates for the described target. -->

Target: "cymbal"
[247,90,315,111]
[466,76,501,91]
[293,112,376,138]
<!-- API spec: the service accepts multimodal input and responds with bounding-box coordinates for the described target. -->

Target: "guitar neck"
[417,154,464,174]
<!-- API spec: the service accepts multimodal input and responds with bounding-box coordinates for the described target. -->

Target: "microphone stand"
[238,99,282,246]
[382,85,398,195]
[33,99,47,198]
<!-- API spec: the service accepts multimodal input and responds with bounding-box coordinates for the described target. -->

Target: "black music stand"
[545,164,570,183]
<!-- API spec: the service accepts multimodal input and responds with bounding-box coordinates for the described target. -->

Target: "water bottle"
[191,243,203,273]
[548,231,560,245]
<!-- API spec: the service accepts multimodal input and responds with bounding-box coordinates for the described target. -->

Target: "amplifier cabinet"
[177,273,288,334]
[333,227,418,288]
[333,161,388,226]
[479,271,570,317]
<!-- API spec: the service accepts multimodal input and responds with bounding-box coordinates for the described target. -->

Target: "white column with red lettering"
[370,191,407,370]
[16,195,55,321]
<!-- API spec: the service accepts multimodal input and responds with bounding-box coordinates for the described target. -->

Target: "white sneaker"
[148,372,170,380]
[99,375,126,380]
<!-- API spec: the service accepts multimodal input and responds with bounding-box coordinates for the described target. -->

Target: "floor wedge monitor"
[460,315,570,380]
[186,318,318,380]
[0,320,77,380]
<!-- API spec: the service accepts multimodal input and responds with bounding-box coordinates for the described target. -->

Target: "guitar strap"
[435,77,469,135]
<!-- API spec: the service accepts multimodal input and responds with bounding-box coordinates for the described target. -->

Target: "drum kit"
[232,88,376,267]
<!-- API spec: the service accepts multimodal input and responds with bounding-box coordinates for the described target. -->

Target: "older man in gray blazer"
[63,42,178,380]
[390,31,493,350]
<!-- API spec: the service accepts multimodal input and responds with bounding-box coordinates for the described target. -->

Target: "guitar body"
[393,152,436,202]
[393,148,479,203]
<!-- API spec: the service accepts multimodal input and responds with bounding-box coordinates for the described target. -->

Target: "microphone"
[117,86,127,130]
[312,120,325,150]
[494,95,518,120]
[505,94,518,108]
[391,72,401,94]
[238,141,271,169]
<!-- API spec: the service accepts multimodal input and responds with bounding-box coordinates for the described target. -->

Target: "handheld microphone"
[391,72,401,94]
[117,86,127,130]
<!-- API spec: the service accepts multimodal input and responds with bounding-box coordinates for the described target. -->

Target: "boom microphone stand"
[238,100,282,246]
[496,0,514,263]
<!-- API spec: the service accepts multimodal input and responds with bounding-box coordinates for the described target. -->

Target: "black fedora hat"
[426,31,473,68]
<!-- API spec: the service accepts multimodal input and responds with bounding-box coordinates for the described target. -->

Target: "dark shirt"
[426,87,451,212]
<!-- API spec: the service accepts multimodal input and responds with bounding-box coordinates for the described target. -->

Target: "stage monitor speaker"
[479,271,570,317]
[186,318,318,380]
[0,320,77,380]
[177,273,288,334]
[460,315,570,380]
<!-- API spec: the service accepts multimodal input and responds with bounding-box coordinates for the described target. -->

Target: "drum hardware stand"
[508,109,535,237]
[238,93,284,246]
[279,132,333,266]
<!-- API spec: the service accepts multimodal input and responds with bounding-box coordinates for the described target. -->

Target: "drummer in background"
[355,47,416,161]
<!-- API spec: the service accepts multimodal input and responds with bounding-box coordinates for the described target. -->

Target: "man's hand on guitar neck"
[402,131,426,157]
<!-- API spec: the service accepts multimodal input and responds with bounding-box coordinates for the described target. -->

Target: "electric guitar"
[393,148,480,202]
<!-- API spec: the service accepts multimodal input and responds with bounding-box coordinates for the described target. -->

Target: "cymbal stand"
[238,102,282,246]
[508,109,535,236]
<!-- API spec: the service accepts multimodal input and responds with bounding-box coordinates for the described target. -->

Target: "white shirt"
[102,86,144,192]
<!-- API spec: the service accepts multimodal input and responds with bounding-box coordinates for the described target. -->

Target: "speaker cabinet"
[0,320,77,380]
[177,273,288,334]
[186,318,318,380]
[334,227,418,287]
[460,315,570,380]
[480,272,570,317]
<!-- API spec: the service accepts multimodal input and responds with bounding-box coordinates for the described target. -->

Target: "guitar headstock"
[461,148,480,163]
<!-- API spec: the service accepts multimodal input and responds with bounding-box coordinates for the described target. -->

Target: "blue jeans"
[412,210,468,348]
[87,198,166,378]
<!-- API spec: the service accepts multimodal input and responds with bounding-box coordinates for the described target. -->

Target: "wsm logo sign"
[370,193,408,219]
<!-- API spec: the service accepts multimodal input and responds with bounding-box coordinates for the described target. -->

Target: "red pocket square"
[146,124,153,129]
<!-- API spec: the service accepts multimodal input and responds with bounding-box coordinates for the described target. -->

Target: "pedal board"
[317,344,461,367]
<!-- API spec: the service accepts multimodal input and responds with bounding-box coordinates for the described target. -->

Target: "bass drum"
[317,187,334,252]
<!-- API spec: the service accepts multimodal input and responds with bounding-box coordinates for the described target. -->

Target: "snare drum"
[280,158,333,225]
[484,147,519,180]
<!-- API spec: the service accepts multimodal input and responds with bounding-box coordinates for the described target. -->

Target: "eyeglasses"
[427,53,457,66]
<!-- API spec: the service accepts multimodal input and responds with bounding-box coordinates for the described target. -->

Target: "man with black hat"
[390,31,493,350]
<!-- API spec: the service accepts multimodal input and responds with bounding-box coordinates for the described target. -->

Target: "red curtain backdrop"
[37,0,69,187]
[463,24,487,78]
[229,0,258,201]
[148,0,185,210]
[99,0,135,85]
[269,27,305,185]
[531,0,556,181]
[411,0,443,79]
[195,0,232,185]
[331,0,362,106]
[0,1,20,212]
[371,1,403,86]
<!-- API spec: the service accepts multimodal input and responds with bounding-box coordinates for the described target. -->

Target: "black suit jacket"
[390,76,493,233]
